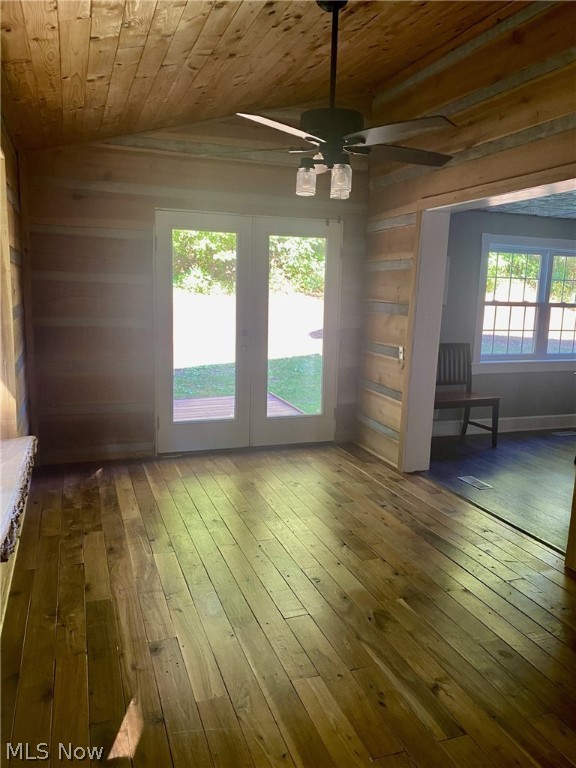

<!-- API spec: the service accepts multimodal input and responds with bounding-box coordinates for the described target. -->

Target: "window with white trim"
[476,234,576,362]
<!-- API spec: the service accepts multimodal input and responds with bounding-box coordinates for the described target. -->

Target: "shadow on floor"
[422,430,576,552]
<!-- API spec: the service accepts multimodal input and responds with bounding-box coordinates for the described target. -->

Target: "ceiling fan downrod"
[316,0,348,109]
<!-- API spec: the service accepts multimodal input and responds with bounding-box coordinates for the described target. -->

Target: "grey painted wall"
[439,210,576,421]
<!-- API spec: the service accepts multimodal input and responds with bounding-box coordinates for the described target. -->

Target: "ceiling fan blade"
[237,113,324,145]
[344,145,370,156]
[362,144,452,167]
[344,116,454,147]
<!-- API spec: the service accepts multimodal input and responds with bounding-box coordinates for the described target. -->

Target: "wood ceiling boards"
[1,1,528,151]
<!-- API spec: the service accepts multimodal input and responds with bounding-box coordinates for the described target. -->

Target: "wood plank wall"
[358,1,576,470]
[1,126,29,438]
[21,141,367,464]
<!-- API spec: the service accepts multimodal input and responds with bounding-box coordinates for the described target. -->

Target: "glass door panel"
[267,235,326,418]
[156,211,251,453]
[251,218,341,447]
[172,228,237,422]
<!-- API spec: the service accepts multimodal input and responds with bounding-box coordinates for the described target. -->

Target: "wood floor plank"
[440,734,499,768]
[0,567,34,747]
[10,534,59,752]
[149,636,213,767]
[287,614,403,759]
[4,445,576,768]
[292,675,377,767]
[51,653,90,766]
[236,623,339,768]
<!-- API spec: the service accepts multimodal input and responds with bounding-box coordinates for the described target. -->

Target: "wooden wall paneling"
[1,126,28,439]
[373,3,576,123]
[23,140,366,463]
[364,312,408,349]
[356,218,416,468]
[364,268,412,305]
[30,277,152,323]
[356,423,399,467]
[29,230,152,275]
[383,62,576,161]
[38,412,154,451]
[359,388,402,434]
[370,130,576,218]
[367,225,416,262]
[36,370,154,410]
[6,198,21,252]
[32,324,154,366]
[1,127,20,201]
[335,215,367,442]
[362,352,405,394]
[10,261,22,312]
[0,148,17,437]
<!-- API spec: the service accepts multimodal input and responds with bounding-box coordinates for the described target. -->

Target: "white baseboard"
[432,413,576,436]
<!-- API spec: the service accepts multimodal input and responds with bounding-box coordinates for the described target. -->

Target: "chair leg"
[491,401,499,448]
[461,406,471,436]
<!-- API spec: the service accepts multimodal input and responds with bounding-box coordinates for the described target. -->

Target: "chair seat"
[434,391,500,408]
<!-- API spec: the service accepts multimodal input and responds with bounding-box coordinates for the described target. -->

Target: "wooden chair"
[434,343,500,447]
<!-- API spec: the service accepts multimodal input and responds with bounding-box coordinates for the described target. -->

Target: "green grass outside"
[174,354,323,414]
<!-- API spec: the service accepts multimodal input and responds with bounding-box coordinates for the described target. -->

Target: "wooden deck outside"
[174,394,303,421]
[2,444,576,767]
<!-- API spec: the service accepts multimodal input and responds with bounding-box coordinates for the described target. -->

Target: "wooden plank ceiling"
[1,0,528,152]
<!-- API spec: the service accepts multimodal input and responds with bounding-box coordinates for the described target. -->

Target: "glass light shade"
[330,163,352,199]
[296,166,316,196]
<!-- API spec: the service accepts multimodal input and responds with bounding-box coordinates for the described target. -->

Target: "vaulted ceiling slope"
[1,0,528,151]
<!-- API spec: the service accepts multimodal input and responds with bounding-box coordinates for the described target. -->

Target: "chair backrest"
[436,343,472,392]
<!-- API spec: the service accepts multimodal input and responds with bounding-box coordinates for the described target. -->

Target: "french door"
[155,211,341,453]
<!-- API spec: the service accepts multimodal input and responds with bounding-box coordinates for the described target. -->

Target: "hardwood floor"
[425,431,576,552]
[2,444,576,767]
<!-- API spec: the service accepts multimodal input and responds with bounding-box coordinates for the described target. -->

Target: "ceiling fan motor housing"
[300,108,364,142]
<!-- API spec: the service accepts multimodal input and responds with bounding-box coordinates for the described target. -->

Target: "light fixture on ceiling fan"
[237,0,454,200]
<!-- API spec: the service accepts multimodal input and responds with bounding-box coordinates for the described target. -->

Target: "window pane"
[547,307,576,355]
[494,278,511,301]
[483,302,536,356]
[550,255,576,303]
[172,229,237,422]
[267,235,326,417]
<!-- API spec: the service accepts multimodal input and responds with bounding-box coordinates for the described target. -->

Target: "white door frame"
[155,210,342,453]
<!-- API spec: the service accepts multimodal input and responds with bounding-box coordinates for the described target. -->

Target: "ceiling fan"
[237,0,453,199]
